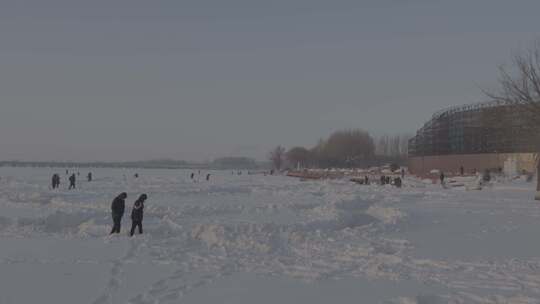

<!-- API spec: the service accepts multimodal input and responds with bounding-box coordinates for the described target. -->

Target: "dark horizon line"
[0,158,271,170]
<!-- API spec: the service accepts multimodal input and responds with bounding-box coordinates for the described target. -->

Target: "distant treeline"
[0,158,270,170]
[270,129,412,170]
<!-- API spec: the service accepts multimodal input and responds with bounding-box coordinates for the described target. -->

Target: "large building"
[408,101,538,175]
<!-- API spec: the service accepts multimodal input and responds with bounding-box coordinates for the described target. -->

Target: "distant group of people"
[51,174,61,189]
[51,171,92,190]
[379,175,402,188]
[110,192,147,237]
[190,171,212,181]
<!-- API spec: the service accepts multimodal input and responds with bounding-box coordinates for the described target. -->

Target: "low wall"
[408,153,536,176]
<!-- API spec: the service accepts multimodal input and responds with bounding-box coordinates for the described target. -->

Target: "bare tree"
[376,134,411,158]
[286,146,311,169]
[322,129,375,168]
[269,145,286,171]
[399,134,413,156]
[390,135,401,157]
[376,135,389,156]
[484,41,540,198]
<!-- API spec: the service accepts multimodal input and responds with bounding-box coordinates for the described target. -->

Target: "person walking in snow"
[394,177,402,188]
[87,172,92,182]
[68,173,76,189]
[130,194,147,237]
[440,171,445,186]
[206,173,211,181]
[110,192,127,234]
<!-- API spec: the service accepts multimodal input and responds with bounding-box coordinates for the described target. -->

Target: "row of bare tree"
[374,134,412,158]
[270,129,410,170]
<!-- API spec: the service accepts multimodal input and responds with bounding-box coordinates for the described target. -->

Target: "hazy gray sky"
[0,0,538,161]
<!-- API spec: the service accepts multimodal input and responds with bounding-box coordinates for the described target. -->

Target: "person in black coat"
[68,174,76,189]
[130,194,147,237]
[110,192,127,234]
[440,171,445,186]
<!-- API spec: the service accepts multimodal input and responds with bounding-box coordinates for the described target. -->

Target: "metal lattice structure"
[408,100,537,157]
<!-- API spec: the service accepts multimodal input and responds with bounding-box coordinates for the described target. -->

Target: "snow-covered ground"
[0,167,539,304]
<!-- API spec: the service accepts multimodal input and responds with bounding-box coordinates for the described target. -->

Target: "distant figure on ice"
[394,177,402,188]
[401,168,405,179]
[130,194,147,237]
[364,176,369,185]
[190,173,195,179]
[87,172,92,182]
[77,171,80,176]
[134,173,139,178]
[110,192,127,234]
[483,169,491,182]
[68,174,76,190]
[66,169,69,175]
[380,175,386,185]
[206,173,211,181]
[460,166,464,176]
[440,171,445,186]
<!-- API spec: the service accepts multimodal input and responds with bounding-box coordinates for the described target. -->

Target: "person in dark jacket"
[87,172,92,182]
[206,173,211,181]
[68,174,76,189]
[130,194,147,236]
[110,192,127,234]
[440,171,445,186]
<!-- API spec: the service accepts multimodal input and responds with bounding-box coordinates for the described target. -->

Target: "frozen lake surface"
[0,167,539,303]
